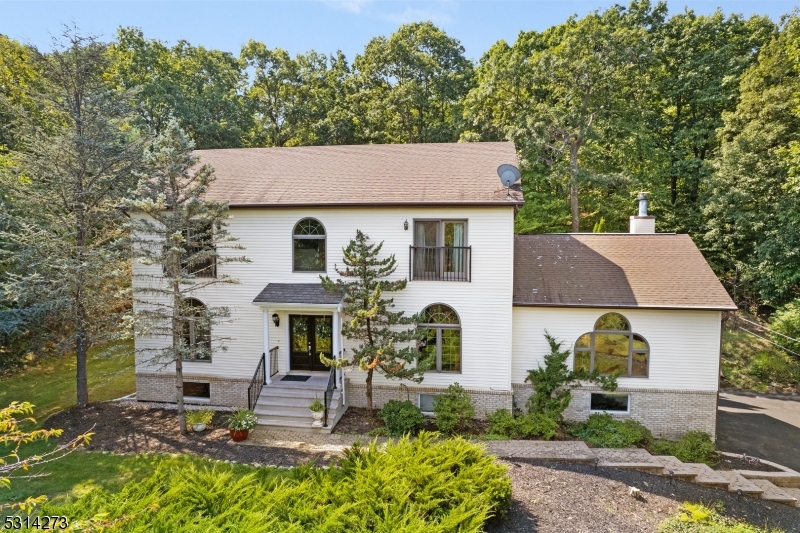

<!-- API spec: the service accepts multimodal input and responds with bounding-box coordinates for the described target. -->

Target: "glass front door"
[289,315,332,372]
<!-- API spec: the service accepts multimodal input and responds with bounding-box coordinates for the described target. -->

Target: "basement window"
[418,393,438,415]
[590,393,630,413]
[183,381,210,401]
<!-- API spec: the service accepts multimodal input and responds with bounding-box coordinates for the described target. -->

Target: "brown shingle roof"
[513,234,736,311]
[194,142,522,207]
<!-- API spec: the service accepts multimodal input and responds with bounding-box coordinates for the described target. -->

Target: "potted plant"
[309,396,325,427]
[186,409,214,432]
[227,409,258,441]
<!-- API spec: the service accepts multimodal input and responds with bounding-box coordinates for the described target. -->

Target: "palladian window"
[181,298,211,361]
[419,304,461,372]
[293,218,326,272]
[574,313,649,377]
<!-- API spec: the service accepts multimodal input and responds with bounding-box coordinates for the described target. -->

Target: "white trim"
[418,393,437,415]
[263,309,271,384]
[183,396,211,404]
[589,392,631,414]
[252,302,340,310]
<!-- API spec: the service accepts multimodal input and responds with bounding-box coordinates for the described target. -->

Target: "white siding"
[511,307,721,392]
[134,206,515,391]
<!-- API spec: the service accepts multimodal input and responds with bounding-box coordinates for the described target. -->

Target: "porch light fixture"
[272,313,279,327]
[404,219,409,231]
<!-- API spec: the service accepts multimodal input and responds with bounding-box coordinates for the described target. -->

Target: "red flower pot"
[230,429,249,442]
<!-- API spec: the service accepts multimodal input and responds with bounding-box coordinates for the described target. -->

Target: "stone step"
[681,463,731,490]
[738,470,800,489]
[254,404,343,419]
[782,488,800,506]
[257,392,342,409]
[259,387,339,399]
[590,448,665,474]
[653,456,698,481]
[717,470,764,498]
[750,479,799,506]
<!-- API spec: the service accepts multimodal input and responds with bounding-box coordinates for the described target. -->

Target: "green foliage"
[659,502,783,532]
[380,400,425,437]
[321,230,425,412]
[569,413,652,448]
[433,383,475,435]
[309,396,324,413]
[486,409,558,440]
[44,432,511,532]
[227,409,258,431]
[720,324,800,391]
[525,332,617,422]
[185,409,214,426]
[770,300,800,355]
[649,432,718,466]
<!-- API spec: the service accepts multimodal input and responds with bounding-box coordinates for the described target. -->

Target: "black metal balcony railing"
[409,246,471,282]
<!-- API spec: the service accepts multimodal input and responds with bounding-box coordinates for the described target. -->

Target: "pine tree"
[0,29,144,406]
[125,121,249,433]
[321,230,425,413]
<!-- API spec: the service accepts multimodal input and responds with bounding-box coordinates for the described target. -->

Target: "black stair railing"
[322,365,336,428]
[247,352,266,411]
[269,346,279,377]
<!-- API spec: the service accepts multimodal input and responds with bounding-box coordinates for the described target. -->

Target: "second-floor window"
[411,220,470,281]
[164,225,216,278]
[293,218,326,272]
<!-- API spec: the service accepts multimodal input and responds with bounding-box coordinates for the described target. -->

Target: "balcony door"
[289,315,332,372]
[413,220,467,280]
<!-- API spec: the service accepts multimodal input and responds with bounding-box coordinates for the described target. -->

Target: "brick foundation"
[511,384,718,440]
[345,382,513,417]
[136,372,250,408]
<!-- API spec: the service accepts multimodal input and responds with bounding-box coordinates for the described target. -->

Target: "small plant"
[227,409,258,431]
[650,431,718,466]
[659,502,778,532]
[185,409,214,426]
[309,396,325,413]
[380,400,425,437]
[569,413,652,448]
[433,383,475,435]
[486,409,558,440]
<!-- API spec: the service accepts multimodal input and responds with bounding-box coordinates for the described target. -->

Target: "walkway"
[717,390,800,472]
[243,427,800,507]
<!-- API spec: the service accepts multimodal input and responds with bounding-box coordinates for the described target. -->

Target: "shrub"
[185,409,214,426]
[650,431,718,466]
[569,413,652,448]
[226,409,258,430]
[380,400,425,436]
[486,409,558,440]
[770,299,800,355]
[433,383,475,435]
[44,432,512,531]
[659,502,779,532]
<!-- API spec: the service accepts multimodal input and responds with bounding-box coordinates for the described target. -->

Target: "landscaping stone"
[486,440,595,463]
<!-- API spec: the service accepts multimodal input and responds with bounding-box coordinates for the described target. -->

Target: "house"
[132,142,736,439]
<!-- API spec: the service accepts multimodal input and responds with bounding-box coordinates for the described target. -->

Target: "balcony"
[409,246,471,282]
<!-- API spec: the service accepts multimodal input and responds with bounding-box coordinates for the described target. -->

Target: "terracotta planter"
[229,429,249,442]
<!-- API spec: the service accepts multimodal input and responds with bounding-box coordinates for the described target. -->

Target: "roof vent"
[630,192,655,234]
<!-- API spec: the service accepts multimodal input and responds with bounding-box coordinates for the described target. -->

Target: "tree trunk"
[75,323,88,408]
[365,367,374,413]
[570,142,580,232]
[176,356,187,434]
[173,280,187,434]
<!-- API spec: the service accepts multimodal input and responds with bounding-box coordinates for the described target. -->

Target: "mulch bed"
[332,406,489,435]
[487,460,800,533]
[716,454,784,472]
[45,402,330,467]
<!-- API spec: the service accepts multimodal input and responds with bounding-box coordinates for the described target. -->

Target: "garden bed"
[45,402,328,467]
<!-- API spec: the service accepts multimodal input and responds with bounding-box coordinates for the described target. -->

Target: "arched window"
[419,304,461,372]
[293,218,326,272]
[181,298,211,361]
[574,313,649,377]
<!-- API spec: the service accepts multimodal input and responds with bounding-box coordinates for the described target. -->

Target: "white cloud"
[385,6,452,24]
[320,0,373,14]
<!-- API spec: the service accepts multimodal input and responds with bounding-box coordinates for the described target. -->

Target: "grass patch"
[659,502,783,532]
[0,340,135,423]
[721,327,800,392]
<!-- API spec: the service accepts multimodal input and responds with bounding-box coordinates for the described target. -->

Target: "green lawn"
[0,340,135,423]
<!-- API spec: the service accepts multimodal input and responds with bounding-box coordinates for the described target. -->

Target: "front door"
[289,315,332,372]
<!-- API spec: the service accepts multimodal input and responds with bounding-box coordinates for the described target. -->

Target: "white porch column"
[262,308,272,384]
[332,309,340,388]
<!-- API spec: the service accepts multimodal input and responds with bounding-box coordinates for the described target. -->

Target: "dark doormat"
[281,375,311,382]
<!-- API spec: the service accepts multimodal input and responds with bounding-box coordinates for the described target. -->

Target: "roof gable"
[194,142,522,207]
[513,234,736,311]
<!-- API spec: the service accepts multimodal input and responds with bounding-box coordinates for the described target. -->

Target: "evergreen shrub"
[486,409,558,440]
[433,383,475,435]
[649,431,718,466]
[569,413,652,448]
[380,400,425,436]
[44,432,511,532]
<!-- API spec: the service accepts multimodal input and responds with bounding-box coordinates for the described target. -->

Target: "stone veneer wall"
[511,384,718,440]
[136,372,250,408]
[346,382,513,417]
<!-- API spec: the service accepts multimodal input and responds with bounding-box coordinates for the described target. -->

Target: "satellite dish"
[497,164,521,197]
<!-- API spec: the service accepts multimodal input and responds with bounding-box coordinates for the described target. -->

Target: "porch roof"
[252,283,343,306]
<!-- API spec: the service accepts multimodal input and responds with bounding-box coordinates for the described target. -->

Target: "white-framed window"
[418,304,461,373]
[589,393,630,414]
[293,218,326,272]
[181,298,212,361]
[418,393,438,415]
[574,313,649,377]
[412,220,469,281]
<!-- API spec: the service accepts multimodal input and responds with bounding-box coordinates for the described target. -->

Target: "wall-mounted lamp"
[404,219,409,231]
[272,313,280,327]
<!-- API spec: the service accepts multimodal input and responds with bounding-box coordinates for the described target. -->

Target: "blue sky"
[1,1,796,61]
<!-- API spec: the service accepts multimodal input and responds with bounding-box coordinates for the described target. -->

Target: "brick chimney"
[630,192,655,234]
